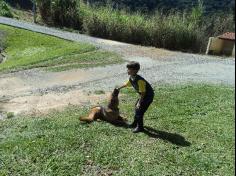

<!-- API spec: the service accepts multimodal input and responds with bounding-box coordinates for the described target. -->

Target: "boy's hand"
[115,87,120,91]
[116,84,127,91]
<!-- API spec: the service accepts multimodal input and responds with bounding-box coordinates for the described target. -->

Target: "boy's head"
[126,61,140,76]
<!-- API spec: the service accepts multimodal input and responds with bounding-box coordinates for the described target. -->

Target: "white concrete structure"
[206,32,235,57]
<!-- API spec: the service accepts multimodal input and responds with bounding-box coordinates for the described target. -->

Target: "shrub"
[0,0,13,17]
[0,30,7,50]
[36,0,52,24]
[37,0,81,28]
[83,6,151,44]
[7,112,14,119]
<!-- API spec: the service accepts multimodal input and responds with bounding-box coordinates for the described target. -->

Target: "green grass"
[0,84,234,175]
[0,24,123,73]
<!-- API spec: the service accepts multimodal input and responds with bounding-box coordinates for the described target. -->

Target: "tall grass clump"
[82,5,150,44]
[0,0,13,17]
[82,4,203,52]
[36,0,81,28]
[82,0,234,53]
[146,11,202,52]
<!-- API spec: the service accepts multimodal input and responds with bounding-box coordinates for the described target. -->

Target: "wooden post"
[206,37,213,55]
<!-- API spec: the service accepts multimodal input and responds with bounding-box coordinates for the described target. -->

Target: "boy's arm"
[117,80,131,90]
[136,80,146,109]
[117,84,127,90]
[136,92,146,109]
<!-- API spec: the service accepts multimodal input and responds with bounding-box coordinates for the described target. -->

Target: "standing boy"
[117,61,154,133]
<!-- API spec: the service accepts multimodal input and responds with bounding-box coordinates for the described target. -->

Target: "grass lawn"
[0,24,123,73]
[0,84,234,175]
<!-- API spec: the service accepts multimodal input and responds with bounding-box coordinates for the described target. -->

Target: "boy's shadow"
[81,119,191,147]
[111,121,191,147]
[143,126,191,147]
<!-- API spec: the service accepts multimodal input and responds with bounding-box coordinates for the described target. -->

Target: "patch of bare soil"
[0,68,107,116]
[0,90,109,116]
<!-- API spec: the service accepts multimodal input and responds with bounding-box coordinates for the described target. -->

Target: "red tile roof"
[218,32,235,41]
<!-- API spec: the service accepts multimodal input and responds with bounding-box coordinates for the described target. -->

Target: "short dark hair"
[126,61,140,70]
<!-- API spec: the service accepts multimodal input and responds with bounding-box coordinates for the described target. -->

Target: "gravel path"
[0,17,235,116]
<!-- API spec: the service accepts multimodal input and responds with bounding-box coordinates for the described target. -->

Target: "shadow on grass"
[80,120,191,147]
[110,122,191,147]
[144,126,191,147]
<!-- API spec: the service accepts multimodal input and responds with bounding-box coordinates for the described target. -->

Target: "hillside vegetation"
[37,1,234,53]
[1,0,235,53]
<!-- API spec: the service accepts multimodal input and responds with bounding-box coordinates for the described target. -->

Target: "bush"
[0,0,13,18]
[0,30,7,50]
[36,0,52,24]
[146,13,196,51]
[7,112,14,119]
[37,0,81,28]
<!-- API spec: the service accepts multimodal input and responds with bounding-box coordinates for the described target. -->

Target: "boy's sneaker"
[128,122,137,128]
[133,127,144,133]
